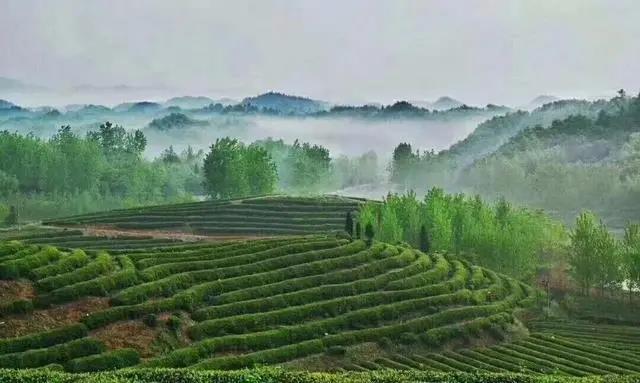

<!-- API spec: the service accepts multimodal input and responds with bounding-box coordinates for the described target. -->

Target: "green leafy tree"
[202,138,249,199]
[570,211,620,295]
[623,223,640,302]
[160,146,181,164]
[390,142,417,187]
[569,212,599,295]
[244,144,277,195]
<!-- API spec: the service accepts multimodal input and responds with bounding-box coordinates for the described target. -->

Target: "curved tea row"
[44,196,363,236]
[0,235,533,372]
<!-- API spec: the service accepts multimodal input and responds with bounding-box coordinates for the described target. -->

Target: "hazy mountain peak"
[432,96,464,110]
[241,91,329,114]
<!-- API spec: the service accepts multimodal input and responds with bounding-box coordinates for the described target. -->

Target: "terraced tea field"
[0,231,535,372]
[2,196,639,377]
[340,320,640,375]
[44,196,363,236]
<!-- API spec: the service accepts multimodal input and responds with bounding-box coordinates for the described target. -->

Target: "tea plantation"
[0,196,638,380]
[44,195,363,236]
[0,231,535,372]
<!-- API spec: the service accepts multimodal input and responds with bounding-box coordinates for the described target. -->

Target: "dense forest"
[388,91,640,230]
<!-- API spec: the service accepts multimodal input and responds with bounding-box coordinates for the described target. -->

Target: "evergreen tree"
[345,211,354,237]
[364,222,375,246]
[419,224,430,253]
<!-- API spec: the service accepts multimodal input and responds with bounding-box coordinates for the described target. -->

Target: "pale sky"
[1,0,640,105]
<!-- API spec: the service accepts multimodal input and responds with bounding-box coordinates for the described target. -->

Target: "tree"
[390,142,417,187]
[160,146,180,164]
[419,224,430,253]
[202,138,277,199]
[569,212,598,295]
[364,222,375,246]
[202,138,248,199]
[570,211,620,296]
[4,205,17,226]
[623,223,640,303]
[345,211,354,237]
[87,121,146,156]
[244,145,277,195]
[355,221,362,239]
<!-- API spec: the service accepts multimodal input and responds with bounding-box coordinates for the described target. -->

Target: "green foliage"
[167,315,182,332]
[345,211,353,237]
[0,246,62,279]
[390,142,418,186]
[36,253,115,292]
[0,338,104,369]
[30,249,89,280]
[325,346,346,356]
[0,325,87,356]
[0,125,199,221]
[65,348,140,372]
[364,223,374,245]
[202,137,276,199]
[623,223,640,298]
[255,138,339,192]
[360,189,565,280]
[0,299,33,315]
[570,211,621,294]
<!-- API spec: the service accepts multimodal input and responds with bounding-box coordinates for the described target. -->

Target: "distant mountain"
[240,92,329,115]
[528,95,559,110]
[409,96,465,111]
[113,101,162,113]
[164,96,216,109]
[432,96,464,110]
[146,112,208,131]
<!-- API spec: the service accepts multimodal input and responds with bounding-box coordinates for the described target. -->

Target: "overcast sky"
[1,0,640,105]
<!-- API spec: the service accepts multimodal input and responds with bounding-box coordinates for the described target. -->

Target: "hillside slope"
[0,230,534,372]
[45,196,363,237]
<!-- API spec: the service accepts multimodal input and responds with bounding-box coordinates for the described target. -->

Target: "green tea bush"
[0,324,87,355]
[0,240,23,257]
[64,348,139,372]
[0,246,62,279]
[113,240,354,305]
[0,299,34,315]
[0,337,104,369]
[36,253,115,292]
[30,250,89,280]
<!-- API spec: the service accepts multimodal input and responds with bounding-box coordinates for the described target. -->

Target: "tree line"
[355,189,566,281]
[0,122,202,222]
[570,211,640,300]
